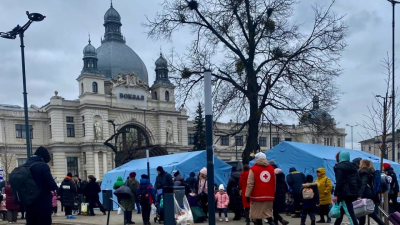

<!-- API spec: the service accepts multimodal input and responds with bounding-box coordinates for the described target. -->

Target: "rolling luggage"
[379,206,400,225]
[352,199,374,217]
[191,206,206,223]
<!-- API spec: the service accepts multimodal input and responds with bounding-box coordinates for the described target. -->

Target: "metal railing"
[106,198,126,225]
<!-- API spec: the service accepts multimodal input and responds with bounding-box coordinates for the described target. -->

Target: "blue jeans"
[218,208,228,218]
[135,200,141,212]
[301,208,316,225]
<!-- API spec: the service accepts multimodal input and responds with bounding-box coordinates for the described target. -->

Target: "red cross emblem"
[260,171,271,182]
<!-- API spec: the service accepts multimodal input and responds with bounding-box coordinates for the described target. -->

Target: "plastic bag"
[174,195,194,225]
[118,207,123,215]
[151,204,157,215]
[329,203,341,218]
[81,203,88,215]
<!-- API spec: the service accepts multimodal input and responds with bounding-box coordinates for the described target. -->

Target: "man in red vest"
[245,152,276,225]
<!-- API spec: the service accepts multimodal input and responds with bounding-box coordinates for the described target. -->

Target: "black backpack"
[9,163,40,205]
[137,185,149,205]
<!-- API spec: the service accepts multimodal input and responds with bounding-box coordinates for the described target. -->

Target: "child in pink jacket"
[215,184,230,222]
[52,191,58,217]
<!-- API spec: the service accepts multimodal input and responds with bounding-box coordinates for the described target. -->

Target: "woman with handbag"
[194,167,208,217]
[358,160,385,225]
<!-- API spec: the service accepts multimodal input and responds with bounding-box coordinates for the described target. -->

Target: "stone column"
[102,151,107,175]
[94,152,99,179]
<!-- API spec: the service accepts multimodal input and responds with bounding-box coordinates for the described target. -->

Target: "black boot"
[280,219,289,225]
[311,219,316,225]
[256,219,263,225]
[327,217,331,223]
[300,216,306,225]
[267,217,276,225]
[316,216,325,223]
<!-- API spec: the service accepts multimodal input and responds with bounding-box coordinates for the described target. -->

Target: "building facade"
[0,4,346,182]
[360,132,400,163]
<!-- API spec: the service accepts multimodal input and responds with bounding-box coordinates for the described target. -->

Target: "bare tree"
[1,126,16,180]
[359,56,400,169]
[146,0,346,163]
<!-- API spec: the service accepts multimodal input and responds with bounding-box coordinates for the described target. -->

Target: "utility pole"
[346,124,358,150]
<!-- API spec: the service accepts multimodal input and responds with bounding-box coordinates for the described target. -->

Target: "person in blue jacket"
[137,174,156,225]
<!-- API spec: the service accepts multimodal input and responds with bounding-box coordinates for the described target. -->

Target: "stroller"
[154,193,164,224]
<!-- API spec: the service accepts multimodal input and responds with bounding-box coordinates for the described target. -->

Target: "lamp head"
[0,32,17,39]
[26,11,46,22]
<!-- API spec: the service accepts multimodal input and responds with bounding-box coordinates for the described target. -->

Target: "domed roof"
[104,3,121,22]
[299,96,333,125]
[96,41,148,83]
[155,53,168,68]
[83,39,96,56]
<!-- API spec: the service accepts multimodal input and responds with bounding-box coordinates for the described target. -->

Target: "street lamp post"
[134,107,154,180]
[346,124,358,150]
[0,11,45,159]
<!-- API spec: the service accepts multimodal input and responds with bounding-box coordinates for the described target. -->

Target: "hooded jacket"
[215,191,230,209]
[334,151,360,202]
[239,170,250,208]
[155,170,174,190]
[301,182,319,209]
[227,171,243,211]
[113,176,125,190]
[59,176,77,207]
[24,152,58,212]
[384,166,399,194]
[315,168,333,205]
[358,167,375,201]
[5,185,19,210]
[185,172,196,190]
[174,174,185,186]
[274,168,288,212]
[137,178,156,205]
[84,177,101,201]
[286,167,306,194]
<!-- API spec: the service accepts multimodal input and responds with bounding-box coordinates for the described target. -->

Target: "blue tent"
[100,150,232,209]
[251,141,400,183]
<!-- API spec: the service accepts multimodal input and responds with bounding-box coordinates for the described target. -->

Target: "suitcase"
[352,199,374,217]
[379,206,400,225]
[191,206,206,223]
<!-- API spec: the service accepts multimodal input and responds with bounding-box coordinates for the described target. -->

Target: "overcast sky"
[0,0,397,150]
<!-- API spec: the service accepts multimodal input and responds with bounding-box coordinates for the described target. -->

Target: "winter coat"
[59,176,77,207]
[286,167,306,195]
[113,176,125,190]
[84,178,101,202]
[227,172,243,212]
[0,201,6,211]
[121,179,139,211]
[75,178,82,194]
[215,192,229,209]
[246,158,275,219]
[239,170,250,208]
[315,168,333,205]
[194,178,208,195]
[137,178,156,205]
[52,195,57,207]
[155,171,174,190]
[301,182,319,210]
[185,172,196,190]
[174,174,185,186]
[359,167,377,203]
[24,155,58,212]
[385,166,399,194]
[274,170,288,213]
[5,185,18,210]
[334,151,360,202]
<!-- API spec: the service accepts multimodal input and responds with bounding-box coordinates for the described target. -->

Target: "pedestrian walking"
[185,172,196,190]
[358,160,385,225]
[215,184,230,222]
[5,183,18,223]
[74,175,83,215]
[59,172,77,217]
[137,174,156,225]
[300,175,319,225]
[286,167,306,218]
[315,168,333,223]
[384,163,399,211]
[245,152,276,225]
[273,168,289,225]
[121,172,139,224]
[24,146,58,225]
[52,191,58,217]
[227,170,243,220]
[113,176,125,203]
[84,175,106,216]
[239,165,251,225]
[333,151,360,225]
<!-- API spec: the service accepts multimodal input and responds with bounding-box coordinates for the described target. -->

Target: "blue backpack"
[371,170,381,195]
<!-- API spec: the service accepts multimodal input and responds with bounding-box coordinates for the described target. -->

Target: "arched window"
[153,91,158,100]
[92,82,98,93]
[165,91,170,101]
[81,83,84,94]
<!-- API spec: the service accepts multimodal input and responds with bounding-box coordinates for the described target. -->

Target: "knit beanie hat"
[384,163,391,170]
[306,175,314,183]
[141,174,149,179]
[255,152,266,160]
[274,168,282,174]
[157,166,164,172]
[200,167,207,175]
[67,172,72,177]
[34,146,51,163]
[129,172,136,178]
[219,184,224,190]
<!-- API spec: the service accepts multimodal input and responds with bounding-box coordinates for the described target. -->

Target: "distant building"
[360,131,400,162]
